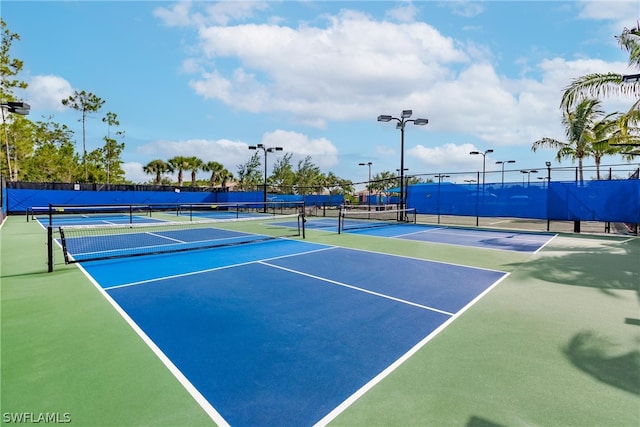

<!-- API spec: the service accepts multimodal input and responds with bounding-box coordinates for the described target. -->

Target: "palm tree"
[168,156,190,186]
[219,169,233,189]
[532,99,618,181]
[561,26,640,143]
[185,156,203,186]
[143,159,172,185]
[203,160,225,187]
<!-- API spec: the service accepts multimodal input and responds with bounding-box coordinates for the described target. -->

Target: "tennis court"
[2,207,638,426]
[49,210,506,425]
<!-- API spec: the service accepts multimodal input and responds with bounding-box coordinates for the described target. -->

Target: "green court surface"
[1,215,638,426]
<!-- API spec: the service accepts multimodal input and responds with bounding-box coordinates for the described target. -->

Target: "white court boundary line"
[260,260,455,316]
[76,263,230,427]
[313,272,511,426]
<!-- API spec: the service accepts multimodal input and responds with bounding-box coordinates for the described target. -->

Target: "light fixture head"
[377,115,392,122]
[470,151,480,155]
[401,110,412,118]
[248,145,257,150]
[486,149,494,154]
[413,118,429,125]
[545,161,552,167]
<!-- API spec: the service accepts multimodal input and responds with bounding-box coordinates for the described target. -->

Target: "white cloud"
[136,138,249,173]
[123,162,149,184]
[186,10,468,126]
[385,2,420,23]
[134,130,339,177]
[24,75,73,111]
[261,130,339,169]
[576,1,639,34]
[409,142,479,170]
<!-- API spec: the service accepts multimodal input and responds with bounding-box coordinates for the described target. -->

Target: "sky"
[4,0,640,186]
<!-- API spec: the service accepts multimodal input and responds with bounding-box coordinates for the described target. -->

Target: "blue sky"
[5,0,639,185]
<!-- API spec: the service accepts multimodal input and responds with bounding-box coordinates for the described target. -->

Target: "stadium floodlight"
[376,109,429,218]
[496,160,516,185]
[248,144,284,212]
[470,149,494,186]
[622,73,640,82]
[520,169,539,185]
[1,101,30,115]
[358,161,373,210]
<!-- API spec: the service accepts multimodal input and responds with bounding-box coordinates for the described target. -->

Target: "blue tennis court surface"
[80,240,506,426]
[335,222,554,253]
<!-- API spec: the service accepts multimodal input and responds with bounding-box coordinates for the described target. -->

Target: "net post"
[338,206,343,234]
[129,205,133,224]
[47,226,54,272]
[49,203,53,227]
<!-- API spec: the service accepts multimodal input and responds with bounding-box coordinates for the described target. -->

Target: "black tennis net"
[50,213,305,269]
[338,207,416,233]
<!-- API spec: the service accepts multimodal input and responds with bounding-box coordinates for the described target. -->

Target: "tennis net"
[50,213,305,269]
[29,204,153,225]
[338,207,416,233]
[175,201,304,220]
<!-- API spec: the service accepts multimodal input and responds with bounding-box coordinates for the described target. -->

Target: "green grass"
[1,218,214,426]
[2,216,638,426]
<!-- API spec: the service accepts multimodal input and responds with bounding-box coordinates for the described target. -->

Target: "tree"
[23,118,78,182]
[202,160,232,188]
[236,152,262,190]
[168,156,191,186]
[532,99,619,181]
[322,171,354,201]
[143,159,172,185]
[294,156,322,195]
[369,170,398,194]
[219,168,234,189]
[561,26,640,146]
[62,90,105,181]
[101,112,125,184]
[185,156,203,186]
[1,18,28,181]
[269,152,295,193]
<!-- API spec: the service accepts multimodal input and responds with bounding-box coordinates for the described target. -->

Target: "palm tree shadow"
[564,331,640,395]
[511,237,640,299]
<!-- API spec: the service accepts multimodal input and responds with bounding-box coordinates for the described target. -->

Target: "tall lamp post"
[469,149,493,186]
[378,110,428,217]
[248,143,283,212]
[434,174,450,224]
[358,161,372,210]
[520,169,539,185]
[495,160,515,185]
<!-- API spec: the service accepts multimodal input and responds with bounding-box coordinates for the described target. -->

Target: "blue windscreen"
[408,179,639,223]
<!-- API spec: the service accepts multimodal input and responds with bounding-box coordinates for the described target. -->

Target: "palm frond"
[560,73,631,109]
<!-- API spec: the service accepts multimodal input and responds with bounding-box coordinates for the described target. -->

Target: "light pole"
[469,149,493,187]
[0,101,30,116]
[434,174,449,224]
[378,110,428,216]
[358,162,372,210]
[495,160,515,185]
[1,101,31,183]
[520,169,539,185]
[248,143,283,212]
